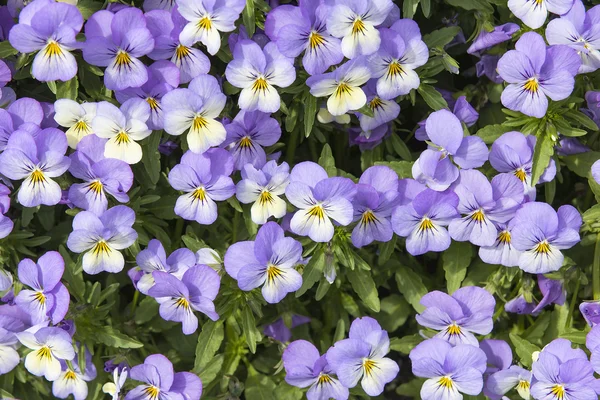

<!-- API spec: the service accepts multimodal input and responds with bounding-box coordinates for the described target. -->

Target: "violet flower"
[391,189,459,256]
[415,96,479,142]
[283,340,349,400]
[14,251,69,325]
[351,166,400,248]
[265,0,343,75]
[225,40,296,113]
[52,347,97,400]
[8,0,82,82]
[505,295,537,315]
[415,287,495,346]
[476,55,503,83]
[83,8,155,90]
[410,338,487,400]
[148,265,220,334]
[587,325,600,373]
[168,148,236,225]
[223,111,282,170]
[17,327,75,382]
[0,184,13,239]
[53,100,97,149]
[467,23,519,55]
[480,339,513,375]
[326,317,399,396]
[0,129,70,207]
[66,205,138,275]
[487,366,532,400]
[508,0,574,29]
[224,222,303,304]
[264,315,310,342]
[285,162,356,242]
[145,9,210,83]
[67,134,134,216]
[135,239,196,295]
[368,19,428,99]
[593,160,600,185]
[0,327,19,375]
[533,275,566,314]
[581,301,600,327]
[412,109,488,191]
[510,203,582,273]
[236,160,290,225]
[358,81,401,132]
[448,170,524,247]
[478,221,522,268]
[126,354,202,400]
[497,32,581,118]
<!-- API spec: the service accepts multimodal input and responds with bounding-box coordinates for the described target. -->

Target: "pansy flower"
[17,327,75,382]
[497,32,581,118]
[326,317,399,396]
[53,100,97,149]
[0,97,45,151]
[52,347,97,400]
[67,134,134,216]
[223,111,281,170]
[508,0,575,29]
[162,74,227,154]
[487,365,532,400]
[102,366,128,400]
[236,161,290,225]
[581,301,600,327]
[0,327,19,375]
[511,203,582,273]
[0,184,13,239]
[83,8,155,90]
[285,162,356,242]
[357,81,401,132]
[264,0,343,75]
[416,96,479,142]
[224,222,303,304]
[368,19,428,99]
[8,0,82,82]
[0,129,70,207]
[66,205,138,275]
[478,221,523,268]
[283,340,349,400]
[168,148,235,225]
[264,315,310,343]
[415,286,495,346]
[467,23,519,55]
[225,40,296,113]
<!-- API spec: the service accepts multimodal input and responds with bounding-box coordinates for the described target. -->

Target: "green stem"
[232,211,240,243]
[286,128,299,165]
[594,233,600,300]
[566,277,581,328]
[131,290,140,315]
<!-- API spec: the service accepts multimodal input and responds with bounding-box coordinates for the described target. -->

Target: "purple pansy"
[467,23,519,55]
[510,203,582,273]
[115,60,180,130]
[135,239,196,295]
[83,8,155,90]
[412,109,488,191]
[326,0,393,59]
[223,111,282,170]
[0,184,13,239]
[125,354,202,400]
[66,205,138,275]
[415,286,496,346]
[285,162,356,242]
[0,129,70,207]
[0,327,19,375]
[168,148,235,225]
[367,19,428,99]
[162,74,227,154]
[506,275,566,315]
[587,325,600,373]
[53,99,97,149]
[487,365,532,399]
[67,134,133,216]
[225,40,296,113]
[479,220,523,268]
[581,301,600,327]
[145,9,211,83]
[448,170,524,247]
[351,166,400,248]
[306,58,371,116]
[489,131,557,200]
[358,81,401,132]
[176,0,246,55]
[148,265,220,334]
[14,251,69,325]
[326,317,399,396]
[476,55,503,83]
[264,315,310,342]
[283,340,349,400]
[592,159,600,185]
[52,347,97,400]
[224,222,303,304]
[236,160,290,225]
[391,188,459,256]
[497,32,581,118]
[508,0,574,29]
[410,338,487,400]
[17,327,75,382]
[8,0,82,82]
[265,0,343,75]
[416,96,479,142]
[481,339,513,375]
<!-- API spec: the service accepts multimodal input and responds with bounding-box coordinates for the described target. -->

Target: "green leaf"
[379,295,411,332]
[561,151,600,178]
[417,84,448,111]
[96,326,144,349]
[141,132,162,185]
[564,109,599,131]
[193,321,224,372]
[55,76,79,100]
[304,93,317,137]
[243,0,256,37]
[318,144,337,177]
[445,0,494,12]
[476,124,512,144]
[421,0,431,17]
[0,41,18,58]
[402,0,420,19]
[423,27,461,48]
[347,267,380,312]
[388,133,412,160]
[197,354,224,386]
[559,328,588,345]
[77,0,103,19]
[390,334,423,354]
[356,103,375,118]
[134,297,159,324]
[530,129,555,186]
[583,204,600,224]
[375,161,413,178]
[333,318,346,343]
[274,383,303,400]
[241,307,261,353]
[509,333,540,368]
[245,368,276,400]
[395,266,428,313]
[443,241,473,294]
[296,249,325,297]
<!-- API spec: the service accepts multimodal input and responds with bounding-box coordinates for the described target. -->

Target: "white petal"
[104,136,143,164]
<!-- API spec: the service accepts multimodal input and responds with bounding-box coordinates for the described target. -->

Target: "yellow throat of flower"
[258,190,274,205]
[352,18,366,35]
[523,78,539,93]
[146,97,159,110]
[498,230,511,244]
[143,385,160,400]
[309,31,326,49]
[307,205,325,220]
[252,77,269,92]
[30,169,46,184]
[175,44,191,60]
[45,41,63,57]
[197,16,212,31]
[438,376,454,389]
[115,51,132,68]
[514,168,527,182]
[550,384,565,400]
[266,265,283,283]
[115,131,130,144]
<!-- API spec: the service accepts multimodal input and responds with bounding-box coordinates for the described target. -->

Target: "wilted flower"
[53,99,97,149]
[17,327,75,381]
[467,23,519,55]
[224,222,303,303]
[283,340,349,400]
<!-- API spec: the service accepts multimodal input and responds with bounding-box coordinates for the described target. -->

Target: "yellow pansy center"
[34,291,46,305]
[517,380,530,391]
[88,180,103,195]
[418,217,434,232]
[30,169,46,184]
[334,82,352,98]
[36,346,53,360]
[92,240,111,256]
[438,376,453,388]
[45,41,63,57]
[362,358,377,376]
[498,230,511,244]
[307,205,325,220]
[523,78,539,93]
[74,120,89,132]
[192,187,206,201]
[115,131,130,144]
[266,264,283,283]
[252,77,269,92]
[175,44,191,60]
[143,385,160,400]
[470,209,485,223]
[387,61,404,77]
[239,136,253,148]
[192,115,208,131]
[514,168,527,182]
[550,384,565,400]
[361,210,377,225]
[447,323,461,335]
[369,97,384,111]
[115,51,132,68]
[309,31,326,49]
[146,97,159,110]
[64,370,77,380]
[175,297,190,310]
[258,190,274,205]
[197,16,212,31]
[317,373,333,385]
[352,18,366,35]
[535,240,551,254]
